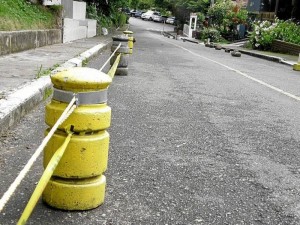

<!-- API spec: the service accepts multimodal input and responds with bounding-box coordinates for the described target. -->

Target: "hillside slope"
[0,0,59,31]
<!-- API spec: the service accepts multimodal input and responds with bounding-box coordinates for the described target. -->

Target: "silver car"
[141,11,160,21]
[153,15,162,22]
[166,17,176,24]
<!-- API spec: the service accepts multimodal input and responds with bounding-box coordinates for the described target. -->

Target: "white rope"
[99,43,121,72]
[0,97,77,212]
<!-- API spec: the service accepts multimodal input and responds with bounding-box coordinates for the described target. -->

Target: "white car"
[166,17,176,25]
[141,11,160,21]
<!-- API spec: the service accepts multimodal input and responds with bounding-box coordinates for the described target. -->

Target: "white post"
[189,13,197,39]
[188,17,193,38]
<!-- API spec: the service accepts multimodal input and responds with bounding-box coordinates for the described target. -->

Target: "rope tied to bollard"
[0,96,77,215]
[99,43,121,72]
[17,130,74,225]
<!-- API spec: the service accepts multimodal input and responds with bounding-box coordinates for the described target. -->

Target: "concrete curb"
[0,41,112,134]
[159,32,296,66]
[238,49,295,66]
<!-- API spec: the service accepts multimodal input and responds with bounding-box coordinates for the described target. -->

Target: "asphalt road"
[1,17,300,225]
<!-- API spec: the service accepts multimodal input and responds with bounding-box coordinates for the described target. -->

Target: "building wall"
[62,1,97,43]
[247,0,299,20]
[233,0,248,7]
[61,0,73,19]
[73,1,86,20]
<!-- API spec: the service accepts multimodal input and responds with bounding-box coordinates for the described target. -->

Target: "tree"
[83,0,129,16]
[139,0,154,10]
[130,0,140,9]
[208,0,234,27]
[167,0,210,28]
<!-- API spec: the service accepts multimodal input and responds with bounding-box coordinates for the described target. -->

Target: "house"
[246,0,300,21]
[232,0,248,7]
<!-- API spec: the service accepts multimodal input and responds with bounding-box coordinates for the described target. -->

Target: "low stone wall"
[0,29,62,56]
[272,39,300,56]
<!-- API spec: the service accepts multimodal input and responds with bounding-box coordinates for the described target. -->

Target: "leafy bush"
[249,20,276,50]
[208,0,234,27]
[208,0,248,40]
[112,13,128,28]
[274,20,300,45]
[87,3,128,29]
[86,4,100,22]
[197,12,205,25]
[249,19,300,50]
[201,27,222,42]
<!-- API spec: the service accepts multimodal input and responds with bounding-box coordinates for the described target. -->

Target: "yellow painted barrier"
[44,130,109,178]
[293,53,300,71]
[15,43,124,224]
[17,132,73,225]
[43,67,112,211]
[108,54,121,78]
[111,35,130,76]
[123,30,134,54]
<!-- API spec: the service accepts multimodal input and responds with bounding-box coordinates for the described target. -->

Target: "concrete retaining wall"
[0,29,62,56]
[272,40,300,56]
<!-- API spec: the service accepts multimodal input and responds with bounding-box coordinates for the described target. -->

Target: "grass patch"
[0,0,59,31]
[36,63,60,79]
[43,87,53,100]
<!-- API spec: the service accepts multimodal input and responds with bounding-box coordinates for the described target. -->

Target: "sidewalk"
[222,42,299,66]
[0,33,115,134]
[167,34,299,66]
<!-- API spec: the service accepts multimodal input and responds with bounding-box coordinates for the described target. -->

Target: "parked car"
[130,10,137,17]
[141,11,160,21]
[153,15,168,23]
[122,8,131,16]
[166,17,177,25]
[134,10,145,18]
[153,14,162,22]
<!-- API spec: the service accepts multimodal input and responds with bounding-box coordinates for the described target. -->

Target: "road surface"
[1,17,300,225]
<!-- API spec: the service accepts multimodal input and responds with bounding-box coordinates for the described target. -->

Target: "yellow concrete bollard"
[293,53,300,71]
[111,35,130,76]
[42,67,112,210]
[123,30,134,54]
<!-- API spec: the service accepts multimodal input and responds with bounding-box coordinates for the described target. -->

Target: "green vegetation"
[249,19,300,50]
[200,27,222,42]
[43,87,53,100]
[3,0,299,54]
[0,0,59,31]
[85,0,129,28]
[82,58,89,67]
[86,3,128,29]
[36,63,60,79]
[207,0,248,41]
